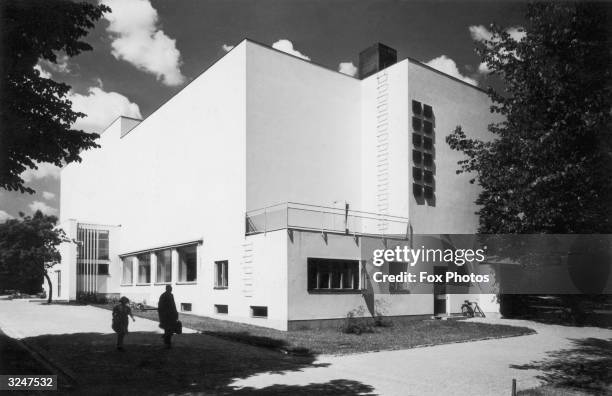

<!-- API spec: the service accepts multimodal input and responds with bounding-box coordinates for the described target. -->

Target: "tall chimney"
[358,43,397,79]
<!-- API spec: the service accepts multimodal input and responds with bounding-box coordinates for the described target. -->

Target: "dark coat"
[158,291,178,330]
[112,304,131,334]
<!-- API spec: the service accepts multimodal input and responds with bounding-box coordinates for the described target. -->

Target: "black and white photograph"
[0,0,611,395]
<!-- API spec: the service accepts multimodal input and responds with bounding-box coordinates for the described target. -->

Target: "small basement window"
[250,306,268,318]
[412,100,422,115]
[423,104,433,118]
[215,304,228,314]
[180,303,192,312]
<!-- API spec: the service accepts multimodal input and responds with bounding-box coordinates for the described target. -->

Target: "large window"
[137,253,151,284]
[178,245,197,282]
[307,258,359,292]
[214,260,228,288]
[77,229,109,260]
[156,249,172,283]
[122,257,134,285]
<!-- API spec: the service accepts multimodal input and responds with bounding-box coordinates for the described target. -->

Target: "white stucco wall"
[246,42,362,213]
[407,61,499,234]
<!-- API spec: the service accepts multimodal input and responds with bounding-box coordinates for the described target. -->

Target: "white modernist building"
[51,40,500,330]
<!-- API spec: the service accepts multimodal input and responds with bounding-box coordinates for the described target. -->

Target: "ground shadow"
[14,331,371,395]
[510,337,612,394]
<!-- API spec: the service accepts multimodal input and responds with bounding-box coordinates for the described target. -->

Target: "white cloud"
[469,24,526,43]
[477,62,491,74]
[222,44,234,52]
[42,191,56,200]
[425,55,478,86]
[469,25,526,75]
[272,39,310,60]
[34,63,52,79]
[21,162,61,183]
[69,86,142,133]
[469,25,494,42]
[338,62,358,77]
[29,201,58,216]
[0,210,13,223]
[102,0,185,86]
[507,27,526,42]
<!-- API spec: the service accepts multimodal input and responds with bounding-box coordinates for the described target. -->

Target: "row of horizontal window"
[412,101,433,118]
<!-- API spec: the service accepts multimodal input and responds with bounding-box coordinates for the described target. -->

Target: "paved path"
[1,298,610,395]
[230,318,612,395]
[0,298,195,339]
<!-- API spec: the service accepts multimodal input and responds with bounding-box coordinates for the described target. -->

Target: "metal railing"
[245,202,410,238]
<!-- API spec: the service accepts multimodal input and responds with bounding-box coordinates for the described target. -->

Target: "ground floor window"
[215,304,228,314]
[307,258,359,292]
[178,245,197,282]
[156,249,172,283]
[214,260,228,288]
[137,253,151,284]
[122,257,134,284]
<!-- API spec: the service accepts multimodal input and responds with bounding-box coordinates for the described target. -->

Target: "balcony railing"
[245,202,410,238]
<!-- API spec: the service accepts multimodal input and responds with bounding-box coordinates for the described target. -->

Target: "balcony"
[245,202,409,238]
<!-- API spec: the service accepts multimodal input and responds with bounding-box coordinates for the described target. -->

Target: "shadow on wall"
[15,331,376,395]
[511,337,612,394]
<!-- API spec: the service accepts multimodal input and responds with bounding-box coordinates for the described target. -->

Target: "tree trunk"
[44,271,52,304]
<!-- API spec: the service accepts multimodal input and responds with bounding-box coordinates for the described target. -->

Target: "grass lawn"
[94,304,535,356]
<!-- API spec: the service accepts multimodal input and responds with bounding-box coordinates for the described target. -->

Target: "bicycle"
[461,300,486,318]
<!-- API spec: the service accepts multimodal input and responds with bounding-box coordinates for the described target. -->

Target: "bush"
[340,307,374,335]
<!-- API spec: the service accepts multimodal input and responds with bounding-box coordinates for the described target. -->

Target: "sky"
[0,0,529,222]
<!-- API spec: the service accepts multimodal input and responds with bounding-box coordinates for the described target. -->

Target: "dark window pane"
[424,186,434,199]
[424,170,434,183]
[412,133,422,147]
[412,100,422,115]
[413,183,423,196]
[412,117,422,131]
[307,258,359,291]
[413,167,422,181]
[423,104,433,118]
[178,245,197,282]
[413,150,422,164]
[424,120,433,134]
[423,137,433,150]
[424,153,433,167]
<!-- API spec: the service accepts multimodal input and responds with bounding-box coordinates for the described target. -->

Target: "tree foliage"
[447,1,612,234]
[0,211,68,301]
[0,0,110,193]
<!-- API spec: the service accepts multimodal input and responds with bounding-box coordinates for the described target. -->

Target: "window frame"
[214,260,229,289]
[177,244,198,283]
[307,258,361,294]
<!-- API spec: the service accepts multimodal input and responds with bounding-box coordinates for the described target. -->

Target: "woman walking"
[112,296,135,351]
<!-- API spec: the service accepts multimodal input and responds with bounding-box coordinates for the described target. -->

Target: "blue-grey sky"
[0,0,528,221]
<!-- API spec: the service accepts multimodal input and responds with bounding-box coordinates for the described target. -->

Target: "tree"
[0,0,110,193]
[0,211,68,303]
[447,1,612,234]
